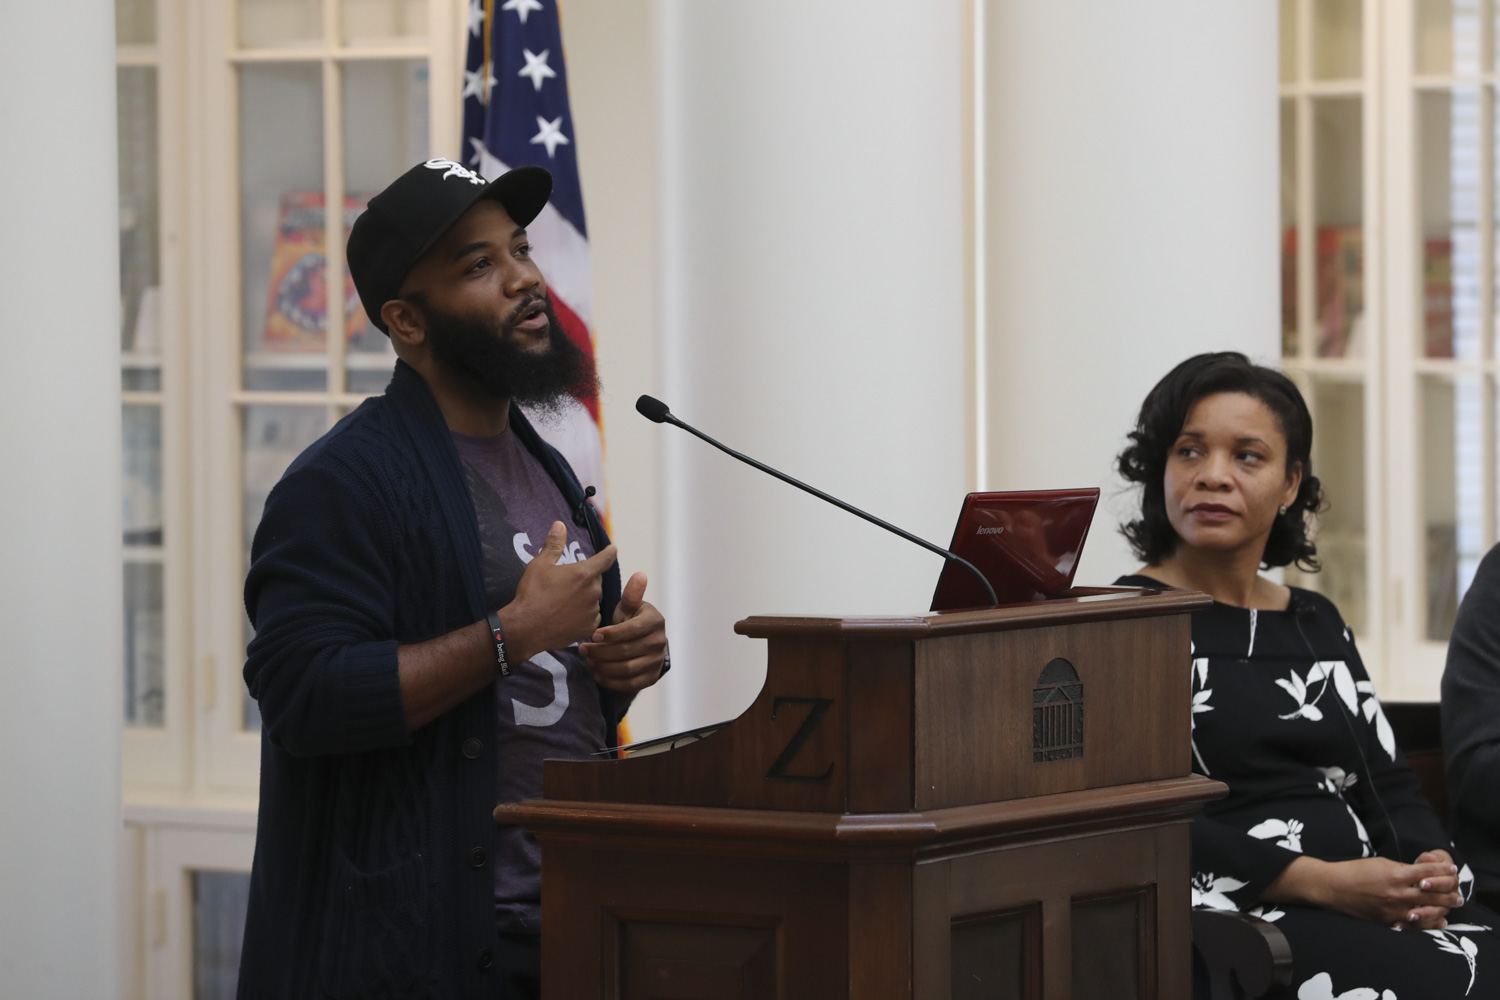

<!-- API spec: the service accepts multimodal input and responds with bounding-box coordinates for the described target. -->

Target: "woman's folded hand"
[1262,850,1462,930]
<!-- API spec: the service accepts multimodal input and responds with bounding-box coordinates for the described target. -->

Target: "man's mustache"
[501,294,549,335]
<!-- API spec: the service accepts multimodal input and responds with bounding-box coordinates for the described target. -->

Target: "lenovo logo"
[977,526,1006,536]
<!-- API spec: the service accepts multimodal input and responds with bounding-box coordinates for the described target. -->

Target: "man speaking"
[237,158,668,1000]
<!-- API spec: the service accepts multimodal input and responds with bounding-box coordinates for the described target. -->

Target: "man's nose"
[500,259,540,298]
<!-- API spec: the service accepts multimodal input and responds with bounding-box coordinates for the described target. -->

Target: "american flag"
[463,0,605,511]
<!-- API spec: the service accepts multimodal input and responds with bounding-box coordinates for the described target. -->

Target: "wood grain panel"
[1041,897,1071,1000]
[1071,887,1155,1000]
[914,616,1192,809]
[736,588,1210,641]
[543,639,848,812]
[846,641,915,812]
[1154,824,1193,1000]
[615,919,778,999]
[912,861,951,1000]
[945,826,1166,915]
[848,862,913,998]
[500,777,1222,865]
[950,904,1040,1000]
[543,844,847,1000]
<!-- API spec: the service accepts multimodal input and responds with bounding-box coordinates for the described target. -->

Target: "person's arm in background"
[1442,543,1500,898]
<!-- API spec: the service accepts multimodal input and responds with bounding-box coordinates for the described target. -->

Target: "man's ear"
[381,298,426,349]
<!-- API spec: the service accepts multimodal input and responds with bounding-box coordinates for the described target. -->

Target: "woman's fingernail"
[1453,865,1460,873]
[1409,912,1420,923]
[1421,880,1431,890]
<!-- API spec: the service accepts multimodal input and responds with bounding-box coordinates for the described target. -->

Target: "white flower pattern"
[1192,871,1247,911]
[1276,660,1359,723]
[1427,927,1487,995]
[1316,766,1374,857]
[1355,680,1397,761]
[1296,973,1396,1000]
[1136,580,1498,996]
[1248,817,1306,852]
[1191,656,1213,775]
[1247,904,1286,922]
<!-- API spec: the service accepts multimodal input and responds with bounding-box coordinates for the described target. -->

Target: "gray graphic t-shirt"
[452,427,606,934]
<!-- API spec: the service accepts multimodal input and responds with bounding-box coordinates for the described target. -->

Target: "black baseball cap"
[347,158,553,334]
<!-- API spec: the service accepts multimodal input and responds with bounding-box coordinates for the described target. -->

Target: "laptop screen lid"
[929,488,1101,611]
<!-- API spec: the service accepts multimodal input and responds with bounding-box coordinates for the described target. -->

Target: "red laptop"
[930,488,1101,611]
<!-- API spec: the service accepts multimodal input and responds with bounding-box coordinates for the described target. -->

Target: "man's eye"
[469,257,491,272]
[515,243,533,257]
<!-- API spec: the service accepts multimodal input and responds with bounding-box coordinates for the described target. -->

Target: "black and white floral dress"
[1118,576,1500,999]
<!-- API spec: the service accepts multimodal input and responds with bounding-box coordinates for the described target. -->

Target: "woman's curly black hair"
[1117,352,1325,571]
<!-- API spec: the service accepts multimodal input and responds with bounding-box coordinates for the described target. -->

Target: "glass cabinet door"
[118,0,168,731]
[1409,0,1496,645]
[228,0,433,742]
[1280,0,1375,642]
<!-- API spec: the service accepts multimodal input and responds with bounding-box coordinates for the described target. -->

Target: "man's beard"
[420,294,598,416]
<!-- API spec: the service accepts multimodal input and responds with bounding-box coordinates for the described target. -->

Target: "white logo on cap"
[423,158,487,186]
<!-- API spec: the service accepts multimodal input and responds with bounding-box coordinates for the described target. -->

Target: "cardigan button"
[461,737,483,759]
[476,948,493,970]
[468,847,487,868]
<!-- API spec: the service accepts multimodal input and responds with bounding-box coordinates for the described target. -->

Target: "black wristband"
[485,610,511,677]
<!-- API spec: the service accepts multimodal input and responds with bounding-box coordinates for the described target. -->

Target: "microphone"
[571,485,597,528]
[1286,593,1316,617]
[635,395,998,607]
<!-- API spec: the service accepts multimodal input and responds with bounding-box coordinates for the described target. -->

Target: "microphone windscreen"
[635,395,671,423]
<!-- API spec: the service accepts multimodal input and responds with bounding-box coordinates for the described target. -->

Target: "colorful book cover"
[1281,226,1364,358]
[1284,225,1455,359]
[1423,236,1454,359]
[262,191,372,350]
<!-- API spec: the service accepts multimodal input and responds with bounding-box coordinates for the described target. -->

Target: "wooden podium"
[496,588,1225,999]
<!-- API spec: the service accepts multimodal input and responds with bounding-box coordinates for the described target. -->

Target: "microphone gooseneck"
[633,394,999,608]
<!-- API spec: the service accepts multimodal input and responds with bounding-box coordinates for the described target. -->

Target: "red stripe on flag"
[549,292,599,423]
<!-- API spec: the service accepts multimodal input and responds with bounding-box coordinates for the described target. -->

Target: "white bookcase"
[113,0,461,994]
[1281,0,1499,699]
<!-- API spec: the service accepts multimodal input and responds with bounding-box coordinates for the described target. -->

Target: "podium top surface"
[734,586,1212,641]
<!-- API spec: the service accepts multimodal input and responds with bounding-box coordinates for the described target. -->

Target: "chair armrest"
[1191,909,1294,1000]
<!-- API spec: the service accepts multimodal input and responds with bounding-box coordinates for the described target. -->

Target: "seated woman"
[1116,352,1498,999]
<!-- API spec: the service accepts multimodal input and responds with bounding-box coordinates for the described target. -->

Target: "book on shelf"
[1282,225,1456,359]
[261,191,376,351]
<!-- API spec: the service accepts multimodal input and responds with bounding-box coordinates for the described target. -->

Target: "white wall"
[562,0,665,739]
[0,0,123,995]
[656,1,970,730]
[981,1,1281,588]
[565,2,1281,736]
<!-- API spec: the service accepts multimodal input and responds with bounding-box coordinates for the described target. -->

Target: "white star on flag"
[501,0,543,25]
[462,63,498,103]
[517,48,556,91]
[466,0,484,37]
[529,115,569,157]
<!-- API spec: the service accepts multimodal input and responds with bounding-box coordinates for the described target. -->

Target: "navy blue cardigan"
[237,361,625,999]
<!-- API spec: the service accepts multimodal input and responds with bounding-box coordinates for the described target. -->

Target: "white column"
[0,2,122,996]
[980,1,1280,586]
[657,2,969,729]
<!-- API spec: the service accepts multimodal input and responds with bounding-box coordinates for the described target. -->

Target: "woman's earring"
[1279,505,1288,516]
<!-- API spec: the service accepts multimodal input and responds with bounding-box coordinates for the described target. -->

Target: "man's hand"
[1264,852,1463,930]
[499,521,617,664]
[579,571,667,693]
